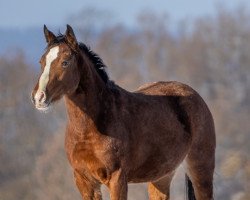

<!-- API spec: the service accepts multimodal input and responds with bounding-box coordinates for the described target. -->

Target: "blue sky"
[0,0,249,29]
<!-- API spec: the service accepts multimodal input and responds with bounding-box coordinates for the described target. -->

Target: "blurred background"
[0,0,250,199]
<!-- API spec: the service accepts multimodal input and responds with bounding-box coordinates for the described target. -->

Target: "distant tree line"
[0,5,249,200]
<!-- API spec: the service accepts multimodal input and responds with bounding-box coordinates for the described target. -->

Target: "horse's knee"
[74,170,102,200]
[148,172,174,200]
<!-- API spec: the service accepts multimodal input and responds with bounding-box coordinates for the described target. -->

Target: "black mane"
[48,34,109,83]
[78,43,109,83]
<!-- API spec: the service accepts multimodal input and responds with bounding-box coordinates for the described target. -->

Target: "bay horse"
[31,25,215,200]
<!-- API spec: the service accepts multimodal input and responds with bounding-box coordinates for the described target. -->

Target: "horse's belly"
[127,154,184,183]
[127,138,190,183]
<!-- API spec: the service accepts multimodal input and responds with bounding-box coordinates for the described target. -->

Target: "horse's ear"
[65,24,79,52]
[43,25,56,44]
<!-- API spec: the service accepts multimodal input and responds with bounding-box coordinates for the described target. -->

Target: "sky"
[0,0,249,29]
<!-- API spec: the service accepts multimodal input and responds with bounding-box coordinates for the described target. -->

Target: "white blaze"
[35,46,59,100]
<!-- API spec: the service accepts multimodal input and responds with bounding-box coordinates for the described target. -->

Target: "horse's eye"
[62,61,69,68]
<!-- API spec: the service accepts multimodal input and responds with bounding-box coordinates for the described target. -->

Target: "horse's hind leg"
[148,172,175,200]
[186,155,214,200]
[186,134,215,199]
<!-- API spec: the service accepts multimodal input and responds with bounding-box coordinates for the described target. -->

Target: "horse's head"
[31,25,81,112]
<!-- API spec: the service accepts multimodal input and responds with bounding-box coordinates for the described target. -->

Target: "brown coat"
[32,25,215,200]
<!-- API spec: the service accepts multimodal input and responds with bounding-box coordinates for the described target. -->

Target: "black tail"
[185,174,196,200]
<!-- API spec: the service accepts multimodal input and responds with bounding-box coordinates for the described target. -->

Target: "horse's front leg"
[74,170,102,200]
[108,169,128,200]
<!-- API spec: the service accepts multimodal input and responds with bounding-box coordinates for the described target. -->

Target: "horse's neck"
[64,56,108,135]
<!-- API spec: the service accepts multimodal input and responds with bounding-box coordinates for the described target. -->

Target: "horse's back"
[136,81,196,97]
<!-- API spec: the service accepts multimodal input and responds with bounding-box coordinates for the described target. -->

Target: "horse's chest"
[67,139,117,184]
[73,142,101,166]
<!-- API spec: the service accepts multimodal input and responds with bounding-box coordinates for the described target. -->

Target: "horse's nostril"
[34,91,47,104]
[39,92,44,102]
[39,91,46,103]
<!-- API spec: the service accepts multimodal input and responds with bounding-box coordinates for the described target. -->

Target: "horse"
[31,25,216,200]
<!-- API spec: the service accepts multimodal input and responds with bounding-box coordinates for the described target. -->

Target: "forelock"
[46,33,66,49]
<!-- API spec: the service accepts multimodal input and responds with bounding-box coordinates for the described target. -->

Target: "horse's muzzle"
[31,90,51,112]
